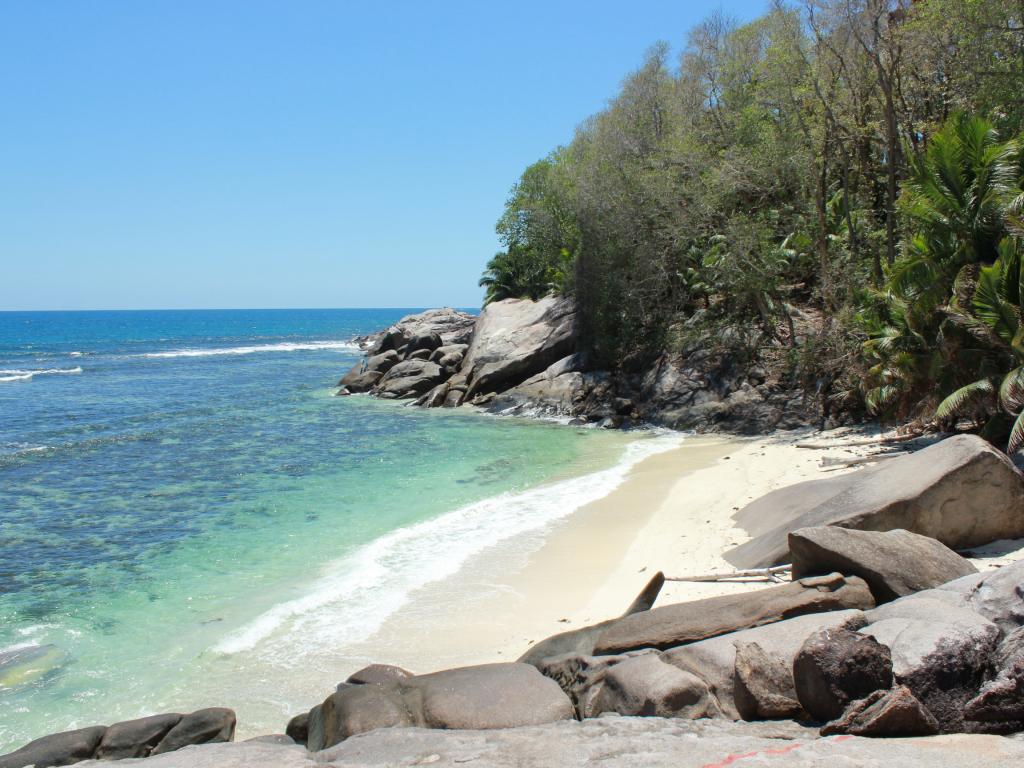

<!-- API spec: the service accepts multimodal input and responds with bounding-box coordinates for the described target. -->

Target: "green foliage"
[480,1,1024,448]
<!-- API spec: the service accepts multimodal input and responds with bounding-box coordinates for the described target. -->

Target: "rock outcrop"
[789,527,978,603]
[726,435,1024,568]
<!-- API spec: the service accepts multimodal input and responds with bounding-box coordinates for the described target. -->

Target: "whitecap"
[213,433,685,659]
[0,367,82,383]
[139,341,359,359]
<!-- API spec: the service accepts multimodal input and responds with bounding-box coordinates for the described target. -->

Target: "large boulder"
[373,360,446,399]
[0,727,107,768]
[362,309,476,355]
[336,369,382,393]
[726,435,1024,569]
[302,663,573,751]
[663,609,866,720]
[460,296,576,399]
[94,714,183,760]
[592,573,874,655]
[861,595,1001,732]
[792,629,894,721]
[789,527,977,603]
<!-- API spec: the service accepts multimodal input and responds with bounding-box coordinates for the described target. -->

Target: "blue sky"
[1,1,767,310]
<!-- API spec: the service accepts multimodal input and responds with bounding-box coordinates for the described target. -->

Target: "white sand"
[341,424,1024,676]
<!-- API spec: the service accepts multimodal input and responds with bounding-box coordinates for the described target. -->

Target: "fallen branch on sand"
[666,565,792,583]
[795,432,923,449]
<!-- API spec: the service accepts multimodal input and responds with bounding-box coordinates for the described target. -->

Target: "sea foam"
[0,367,82,383]
[140,341,358,359]
[212,433,684,660]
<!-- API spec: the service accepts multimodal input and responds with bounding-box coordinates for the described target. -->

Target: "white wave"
[0,367,82,383]
[68,351,84,357]
[213,433,685,658]
[140,341,359,359]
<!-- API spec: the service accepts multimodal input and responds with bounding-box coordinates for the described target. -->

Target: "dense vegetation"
[481,0,1024,443]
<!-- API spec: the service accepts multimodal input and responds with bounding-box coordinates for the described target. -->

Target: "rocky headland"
[335,297,820,433]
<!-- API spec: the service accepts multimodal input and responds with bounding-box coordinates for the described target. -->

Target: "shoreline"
[296,427,887,687]
[325,423,1024,691]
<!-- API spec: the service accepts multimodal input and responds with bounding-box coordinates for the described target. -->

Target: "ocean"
[0,308,677,750]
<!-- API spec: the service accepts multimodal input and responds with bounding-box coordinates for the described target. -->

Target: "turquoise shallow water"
[0,309,650,750]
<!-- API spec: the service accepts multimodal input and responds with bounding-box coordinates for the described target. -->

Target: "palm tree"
[936,239,1024,451]
[860,114,1021,423]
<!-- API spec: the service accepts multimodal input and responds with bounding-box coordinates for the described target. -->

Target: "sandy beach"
[345,426,1024,679]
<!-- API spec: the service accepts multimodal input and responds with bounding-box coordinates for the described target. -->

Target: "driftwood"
[665,565,792,584]
[795,433,921,450]
[819,452,909,471]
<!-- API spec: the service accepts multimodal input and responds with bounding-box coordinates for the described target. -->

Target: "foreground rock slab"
[726,435,1024,569]
[82,718,1024,767]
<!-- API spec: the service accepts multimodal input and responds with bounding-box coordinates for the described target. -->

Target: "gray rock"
[590,652,716,719]
[416,382,449,408]
[345,664,413,686]
[461,296,576,399]
[664,609,866,719]
[336,369,382,393]
[373,360,446,399]
[947,559,1024,636]
[77,741,316,768]
[363,309,476,355]
[789,527,978,603]
[311,684,413,751]
[406,332,442,353]
[405,348,431,361]
[313,716,1024,768]
[862,595,1001,732]
[95,714,183,760]
[592,573,875,655]
[150,708,235,756]
[726,435,1024,569]
[304,662,573,751]
[793,629,893,722]
[365,350,400,374]
[0,726,107,768]
[821,685,939,737]
[733,641,804,720]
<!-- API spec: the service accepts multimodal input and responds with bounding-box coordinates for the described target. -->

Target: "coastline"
[324,424,1024,693]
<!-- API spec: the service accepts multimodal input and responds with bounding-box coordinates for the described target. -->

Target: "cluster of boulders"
[337,297,824,431]
[337,298,588,415]
[0,708,235,768]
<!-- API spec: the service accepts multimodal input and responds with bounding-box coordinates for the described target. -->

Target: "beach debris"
[665,565,792,584]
